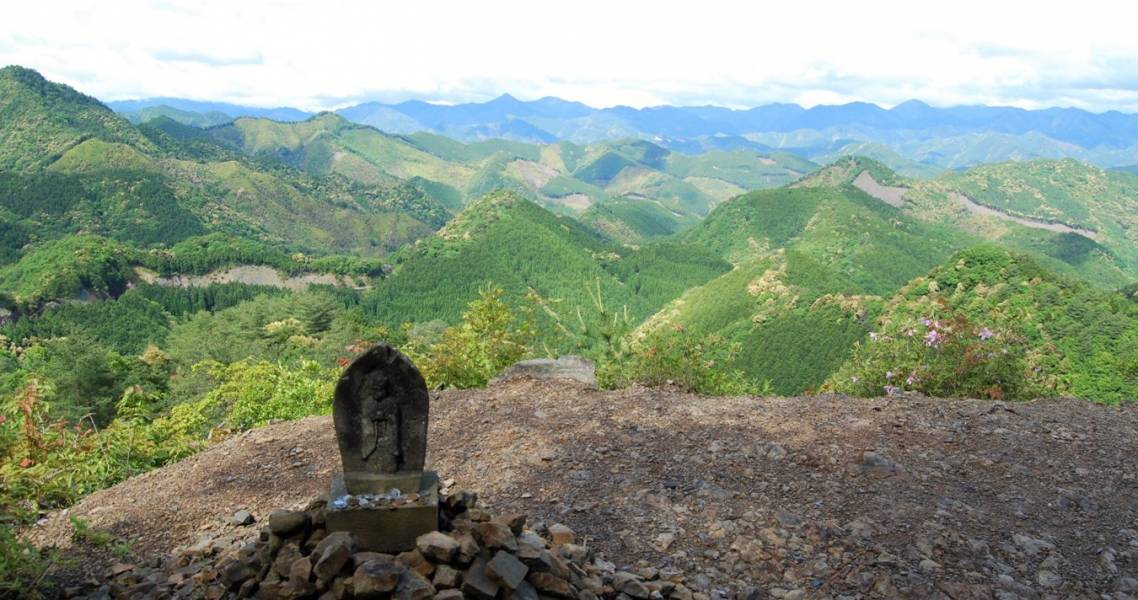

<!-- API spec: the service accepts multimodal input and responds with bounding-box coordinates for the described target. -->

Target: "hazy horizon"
[4,0,1138,113]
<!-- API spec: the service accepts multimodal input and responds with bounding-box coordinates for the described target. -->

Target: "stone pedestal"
[325,470,440,553]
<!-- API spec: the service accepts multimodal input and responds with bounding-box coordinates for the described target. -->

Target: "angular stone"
[613,572,650,600]
[462,557,501,600]
[416,532,460,563]
[493,513,527,536]
[231,510,256,526]
[454,533,480,566]
[394,570,437,600]
[398,549,436,578]
[487,550,529,590]
[476,521,519,552]
[444,491,478,513]
[353,552,396,566]
[516,532,546,561]
[508,580,539,600]
[288,556,312,583]
[331,578,352,600]
[434,590,464,600]
[354,560,405,599]
[559,544,588,563]
[670,585,693,600]
[548,524,575,546]
[313,532,356,581]
[526,572,574,599]
[269,511,310,536]
[432,564,461,589]
[274,544,303,579]
[221,560,258,589]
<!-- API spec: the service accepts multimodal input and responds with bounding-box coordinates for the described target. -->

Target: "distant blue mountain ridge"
[107,94,1138,170]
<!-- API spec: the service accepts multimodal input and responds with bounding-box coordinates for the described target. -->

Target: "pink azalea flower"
[978,327,994,341]
[923,330,943,347]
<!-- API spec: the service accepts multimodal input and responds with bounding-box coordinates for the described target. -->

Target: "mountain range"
[3,65,1138,404]
[108,94,1138,173]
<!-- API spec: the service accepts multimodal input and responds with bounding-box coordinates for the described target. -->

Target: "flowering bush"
[825,307,1039,400]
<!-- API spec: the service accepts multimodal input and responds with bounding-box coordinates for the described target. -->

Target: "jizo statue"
[326,343,440,552]
[332,344,429,495]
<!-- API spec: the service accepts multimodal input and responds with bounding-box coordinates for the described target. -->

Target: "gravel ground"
[28,379,1138,598]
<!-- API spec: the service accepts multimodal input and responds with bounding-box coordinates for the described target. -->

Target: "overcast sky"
[3,0,1138,112]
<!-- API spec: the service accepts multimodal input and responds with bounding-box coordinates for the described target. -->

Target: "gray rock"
[394,570,437,600]
[268,510,310,536]
[462,557,501,600]
[493,513,527,536]
[220,560,258,589]
[476,521,519,552]
[548,523,576,546]
[509,580,539,600]
[454,533,480,566]
[355,560,405,598]
[526,572,574,599]
[432,564,461,589]
[516,532,546,560]
[230,510,255,527]
[313,532,356,581]
[486,551,529,590]
[416,532,460,563]
[434,590,464,600]
[614,572,651,599]
[491,356,596,386]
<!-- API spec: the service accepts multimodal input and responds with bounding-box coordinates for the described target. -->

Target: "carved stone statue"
[326,343,439,551]
[332,344,429,495]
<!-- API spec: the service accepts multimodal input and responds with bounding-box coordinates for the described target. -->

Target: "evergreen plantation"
[4,66,1138,566]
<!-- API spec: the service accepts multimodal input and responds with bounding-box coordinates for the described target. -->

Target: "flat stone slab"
[326,471,439,553]
[491,356,595,386]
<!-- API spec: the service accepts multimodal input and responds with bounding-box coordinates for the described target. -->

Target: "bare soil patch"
[28,381,1138,597]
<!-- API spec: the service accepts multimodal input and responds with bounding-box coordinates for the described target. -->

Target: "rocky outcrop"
[491,356,596,386]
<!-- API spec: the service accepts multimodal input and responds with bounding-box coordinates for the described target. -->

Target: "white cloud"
[2,0,1138,111]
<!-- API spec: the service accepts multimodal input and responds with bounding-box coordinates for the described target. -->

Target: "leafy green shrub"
[601,325,763,396]
[405,287,532,389]
[194,360,336,430]
[0,518,51,599]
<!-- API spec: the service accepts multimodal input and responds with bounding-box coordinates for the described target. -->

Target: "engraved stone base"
[325,471,439,553]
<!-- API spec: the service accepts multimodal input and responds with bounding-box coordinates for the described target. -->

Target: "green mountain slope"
[798,157,1137,288]
[208,116,810,242]
[359,191,730,348]
[0,66,154,171]
[638,250,881,394]
[637,182,969,393]
[0,69,437,267]
[683,185,968,294]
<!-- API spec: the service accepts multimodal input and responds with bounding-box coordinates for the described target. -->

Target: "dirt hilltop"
[29,379,1138,598]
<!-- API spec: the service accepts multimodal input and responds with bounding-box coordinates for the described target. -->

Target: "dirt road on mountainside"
[28,380,1138,598]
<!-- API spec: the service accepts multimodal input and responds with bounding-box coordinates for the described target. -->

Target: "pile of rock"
[80,491,692,600]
